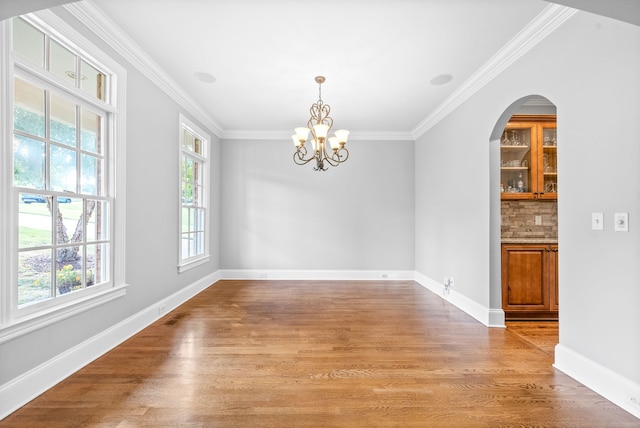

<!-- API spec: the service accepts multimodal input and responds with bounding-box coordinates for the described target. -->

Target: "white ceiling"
[67,0,573,139]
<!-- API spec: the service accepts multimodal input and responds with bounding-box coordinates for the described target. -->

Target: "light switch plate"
[592,212,604,231]
[614,212,629,232]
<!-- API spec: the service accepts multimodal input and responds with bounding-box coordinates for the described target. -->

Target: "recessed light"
[194,71,217,83]
[430,74,453,85]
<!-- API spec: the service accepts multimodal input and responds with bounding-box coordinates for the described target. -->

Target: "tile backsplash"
[501,200,558,240]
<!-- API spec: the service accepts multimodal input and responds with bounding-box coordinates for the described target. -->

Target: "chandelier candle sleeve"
[292,76,350,171]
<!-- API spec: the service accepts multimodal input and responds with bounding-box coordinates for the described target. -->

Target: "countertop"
[501,238,558,244]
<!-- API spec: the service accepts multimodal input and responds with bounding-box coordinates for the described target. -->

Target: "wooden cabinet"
[501,243,558,320]
[500,115,557,200]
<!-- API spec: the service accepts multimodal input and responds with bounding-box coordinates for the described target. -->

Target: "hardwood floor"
[506,321,559,358]
[2,280,638,427]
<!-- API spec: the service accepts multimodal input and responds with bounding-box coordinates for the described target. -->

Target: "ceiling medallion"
[291,76,349,171]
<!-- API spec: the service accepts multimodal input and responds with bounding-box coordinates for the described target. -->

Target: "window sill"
[178,255,211,273]
[0,284,128,344]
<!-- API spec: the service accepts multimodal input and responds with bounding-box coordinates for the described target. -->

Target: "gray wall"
[0,6,222,385]
[415,10,640,384]
[2,0,640,415]
[221,139,415,271]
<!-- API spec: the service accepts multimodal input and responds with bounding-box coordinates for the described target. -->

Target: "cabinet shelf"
[500,117,557,200]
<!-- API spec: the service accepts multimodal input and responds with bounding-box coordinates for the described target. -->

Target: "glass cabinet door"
[540,124,557,199]
[500,124,533,197]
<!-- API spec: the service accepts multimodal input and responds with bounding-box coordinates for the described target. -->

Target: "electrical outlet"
[535,215,542,226]
[630,393,640,409]
[380,273,388,279]
[443,277,454,295]
[158,304,166,315]
[258,272,267,279]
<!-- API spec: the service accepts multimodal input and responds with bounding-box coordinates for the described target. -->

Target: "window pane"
[81,153,101,195]
[12,18,44,67]
[190,232,204,257]
[86,200,108,242]
[14,78,45,138]
[188,208,196,234]
[80,60,106,101]
[81,108,101,154]
[194,208,204,232]
[50,145,77,191]
[194,137,202,155]
[13,134,45,189]
[19,193,52,248]
[57,199,83,245]
[184,181,194,206]
[87,243,109,287]
[181,232,190,257]
[183,129,194,151]
[196,232,204,255]
[193,183,202,207]
[50,94,77,147]
[181,207,189,235]
[18,249,53,306]
[194,161,201,186]
[49,39,77,85]
[56,246,83,295]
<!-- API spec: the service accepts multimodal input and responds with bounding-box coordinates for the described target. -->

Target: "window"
[178,115,210,272]
[1,11,126,339]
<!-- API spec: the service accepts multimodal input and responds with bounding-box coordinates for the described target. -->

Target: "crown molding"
[63,1,576,143]
[411,4,577,140]
[221,129,414,141]
[63,0,224,138]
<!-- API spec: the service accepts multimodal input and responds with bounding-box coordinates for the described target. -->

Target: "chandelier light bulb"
[313,124,330,141]
[334,129,350,145]
[294,127,309,143]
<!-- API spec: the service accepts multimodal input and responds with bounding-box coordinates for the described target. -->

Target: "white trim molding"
[411,4,577,139]
[414,271,505,328]
[3,271,639,422]
[554,344,640,419]
[65,2,576,143]
[219,269,415,281]
[63,1,224,138]
[0,271,220,420]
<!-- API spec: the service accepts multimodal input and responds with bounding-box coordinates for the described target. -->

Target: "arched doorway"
[490,95,558,330]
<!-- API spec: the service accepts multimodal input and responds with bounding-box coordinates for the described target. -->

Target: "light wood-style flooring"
[2,280,638,427]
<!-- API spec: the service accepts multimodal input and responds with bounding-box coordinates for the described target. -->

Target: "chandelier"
[292,76,349,171]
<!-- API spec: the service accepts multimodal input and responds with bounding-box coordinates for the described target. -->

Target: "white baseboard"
[219,269,415,281]
[5,271,638,423]
[0,271,220,420]
[554,344,640,419]
[414,272,505,327]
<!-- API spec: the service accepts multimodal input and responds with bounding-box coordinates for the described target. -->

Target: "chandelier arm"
[333,147,349,163]
[293,146,317,166]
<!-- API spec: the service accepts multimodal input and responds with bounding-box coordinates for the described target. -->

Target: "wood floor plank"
[2,280,638,427]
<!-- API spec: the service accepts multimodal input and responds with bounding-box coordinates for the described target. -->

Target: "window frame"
[0,10,128,343]
[178,114,210,273]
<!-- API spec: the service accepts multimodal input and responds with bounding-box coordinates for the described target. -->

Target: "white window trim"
[178,114,210,273]
[0,10,128,343]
